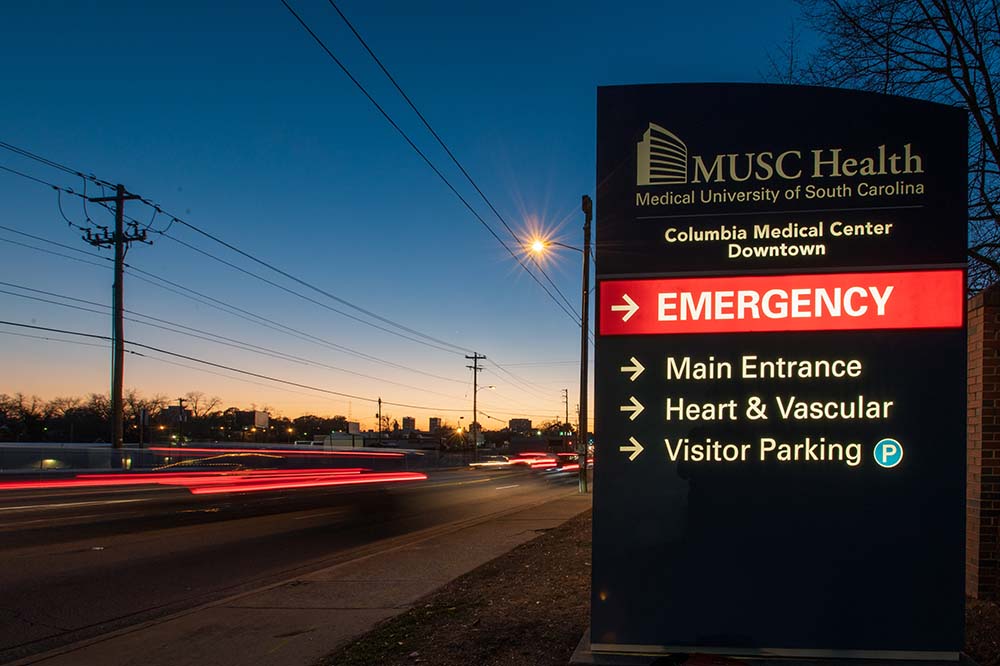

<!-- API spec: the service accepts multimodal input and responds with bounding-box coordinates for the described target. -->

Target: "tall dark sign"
[592,84,967,660]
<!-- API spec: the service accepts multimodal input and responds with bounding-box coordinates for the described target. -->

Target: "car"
[468,455,514,469]
[509,452,558,469]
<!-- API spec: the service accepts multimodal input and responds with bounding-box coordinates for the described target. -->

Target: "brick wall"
[968,286,1000,600]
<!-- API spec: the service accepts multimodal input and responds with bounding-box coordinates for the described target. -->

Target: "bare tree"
[124,389,167,422]
[85,393,111,421]
[46,396,83,419]
[183,391,221,418]
[790,0,1000,289]
[766,21,805,84]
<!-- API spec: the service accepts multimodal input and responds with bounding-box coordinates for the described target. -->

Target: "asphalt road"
[0,466,578,664]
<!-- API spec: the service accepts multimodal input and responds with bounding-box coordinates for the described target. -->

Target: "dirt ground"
[319,510,1000,666]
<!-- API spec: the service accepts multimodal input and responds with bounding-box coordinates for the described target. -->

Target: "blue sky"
[0,0,814,429]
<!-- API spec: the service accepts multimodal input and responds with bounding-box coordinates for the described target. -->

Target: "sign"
[592,84,967,660]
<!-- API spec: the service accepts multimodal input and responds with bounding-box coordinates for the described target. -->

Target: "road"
[0,466,577,664]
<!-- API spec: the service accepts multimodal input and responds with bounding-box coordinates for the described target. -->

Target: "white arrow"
[620,357,645,382]
[619,436,644,461]
[611,293,639,322]
[619,396,645,420]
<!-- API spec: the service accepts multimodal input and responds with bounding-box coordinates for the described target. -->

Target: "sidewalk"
[11,490,591,666]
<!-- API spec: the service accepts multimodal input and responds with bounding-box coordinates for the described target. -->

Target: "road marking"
[495,485,520,490]
[418,477,495,490]
[0,512,111,529]
[0,497,153,512]
[293,509,350,521]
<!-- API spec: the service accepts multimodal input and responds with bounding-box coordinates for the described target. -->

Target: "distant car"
[509,452,558,469]
[468,455,513,469]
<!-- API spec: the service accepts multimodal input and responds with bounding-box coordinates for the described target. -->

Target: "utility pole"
[579,195,592,493]
[377,397,383,440]
[85,184,144,449]
[562,388,569,431]
[176,397,187,444]
[466,353,486,461]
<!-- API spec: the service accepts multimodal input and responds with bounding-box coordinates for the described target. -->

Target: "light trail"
[0,468,426,495]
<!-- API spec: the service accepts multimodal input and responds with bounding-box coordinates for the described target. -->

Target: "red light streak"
[0,468,424,494]
[148,446,404,458]
[188,472,427,494]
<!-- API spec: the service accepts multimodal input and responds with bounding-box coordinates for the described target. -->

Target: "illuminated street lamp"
[528,195,592,493]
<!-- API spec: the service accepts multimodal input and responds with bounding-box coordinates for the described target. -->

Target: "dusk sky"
[0,1,816,430]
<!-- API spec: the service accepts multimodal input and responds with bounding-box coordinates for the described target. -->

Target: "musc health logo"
[637,122,688,186]
[873,438,903,468]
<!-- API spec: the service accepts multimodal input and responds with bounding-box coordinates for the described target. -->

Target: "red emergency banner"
[599,269,964,335]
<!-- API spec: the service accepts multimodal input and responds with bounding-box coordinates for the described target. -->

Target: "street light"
[528,195,592,493]
[473,385,495,456]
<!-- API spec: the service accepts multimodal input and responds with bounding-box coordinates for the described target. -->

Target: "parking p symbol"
[874,438,903,468]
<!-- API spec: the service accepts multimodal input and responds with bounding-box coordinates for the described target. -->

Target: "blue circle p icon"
[874,438,903,468]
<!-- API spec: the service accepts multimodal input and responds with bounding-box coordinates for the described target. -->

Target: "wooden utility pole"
[85,184,143,449]
[562,388,569,430]
[465,353,486,461]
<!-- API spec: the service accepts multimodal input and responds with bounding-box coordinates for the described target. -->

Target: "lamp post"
[528,195,592,493]
[473,384,495,456]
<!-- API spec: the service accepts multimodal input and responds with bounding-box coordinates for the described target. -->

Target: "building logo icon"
[636,123,688,186]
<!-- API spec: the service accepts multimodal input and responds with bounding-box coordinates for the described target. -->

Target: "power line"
[1,224,567,419]
[0,275,558,420]
[0,156,574,415]
[0,236,109,270]
[0,144,479,357]
[324,0,579,318]
[0,329,109,350]
[2,325,550,422]
[277,0,581,326]
[0,280,470,402]
[158,232,464,356]
[157,222,471,354]
[0,320,476,413]
[484,359,563,399]
[0,224,471,386]
[0,140,115,188]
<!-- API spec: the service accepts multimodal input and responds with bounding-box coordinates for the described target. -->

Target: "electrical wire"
[0,145,480,357]
[0,153,574,418]
[159,222,472,354]
[277,0,582,326]
[158,232,464,356]
[0,236,109,270]
[0,281,470,401]
[324,0,580,318]
[0,140,116,188]
[0,224,471,386]
[0,320,477,413]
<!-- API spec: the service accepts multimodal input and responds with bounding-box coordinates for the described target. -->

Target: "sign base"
[570,631,979,666]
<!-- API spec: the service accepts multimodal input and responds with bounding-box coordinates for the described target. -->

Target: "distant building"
[235,410,269,429]
[164,405,192,423]
[509,418,532,434]
[510,433,574,454]
[428,417,442,432]
[402,416,416,431]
